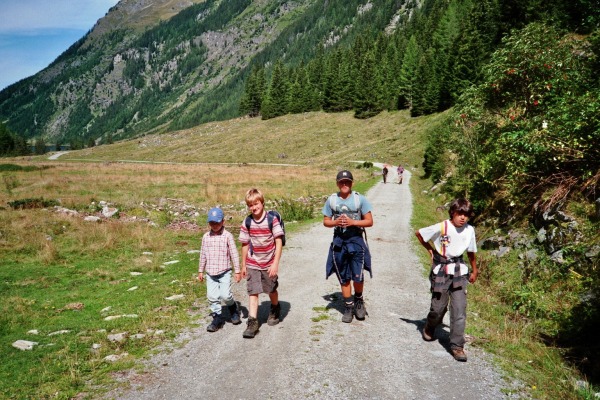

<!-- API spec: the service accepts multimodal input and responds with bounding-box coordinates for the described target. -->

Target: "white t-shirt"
[418,220,477,275]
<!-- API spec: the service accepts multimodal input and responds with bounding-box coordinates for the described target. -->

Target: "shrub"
[8,198,59,209]
[272,198,313,222]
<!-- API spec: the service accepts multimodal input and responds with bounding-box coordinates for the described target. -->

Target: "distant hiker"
[397,164,404,184]
[198,207,242,332]
[239,188,284,338]
[323,170,374,323]
[415,198,479,362]
[382,165,389,184]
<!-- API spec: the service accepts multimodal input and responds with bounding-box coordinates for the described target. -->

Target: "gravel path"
[113,168,508,399]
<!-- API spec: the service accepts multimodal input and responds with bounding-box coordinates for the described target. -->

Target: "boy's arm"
[467,251,478,283]
[324,211,374,229]
[241,243,249,279]
[198,236,207,282]
[228,233,242,283]
[349,210,373,228]
[323,215,341,228]
[415,230,434,260]
[268,237,283,278]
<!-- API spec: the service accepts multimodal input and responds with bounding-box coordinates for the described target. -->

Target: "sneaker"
[451,347,467,362]
[243,317,259,338]
[267,303,280,326]
[342,305,354,323]
[354,297,367,320]
[228,303,241,325]
[422,323,435,341]
[206,313,224,332]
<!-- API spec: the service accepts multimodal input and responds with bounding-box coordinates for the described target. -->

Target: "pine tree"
[261,60,289,120]
[240,65,265,117]
[398,35,421,110]
[322,50,344,112]
[34,137,47,155]
[354,50,383,119]
[14,136,29,156]
[451,0,501,99]
[0,123,15,156]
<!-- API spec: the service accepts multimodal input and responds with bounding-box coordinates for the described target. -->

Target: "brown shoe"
[422,323,435,341]
[243,317,259,338]
[267,303,280,326]
[451,347,467,362]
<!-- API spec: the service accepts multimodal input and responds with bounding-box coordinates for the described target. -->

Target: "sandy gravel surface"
[113,168,509,400]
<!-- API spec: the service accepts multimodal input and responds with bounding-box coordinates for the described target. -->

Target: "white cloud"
[0,0,119,34]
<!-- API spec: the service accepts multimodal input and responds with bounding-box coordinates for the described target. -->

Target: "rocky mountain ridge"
[0,0,415,145]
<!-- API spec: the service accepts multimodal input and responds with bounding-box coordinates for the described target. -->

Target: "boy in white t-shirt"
[415,198,479,362]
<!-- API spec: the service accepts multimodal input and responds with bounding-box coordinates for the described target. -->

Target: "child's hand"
[268,263,278,278]
[234,272,241,283]
[198,272,204,282]
[469,270,478,284]
[241,265,247,279]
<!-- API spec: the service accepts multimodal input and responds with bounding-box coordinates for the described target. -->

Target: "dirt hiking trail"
[113,168,508,400]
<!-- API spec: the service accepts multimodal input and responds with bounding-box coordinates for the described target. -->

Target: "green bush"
[272,198,313,222]
[8,198,59,209]
[430,23,599,213]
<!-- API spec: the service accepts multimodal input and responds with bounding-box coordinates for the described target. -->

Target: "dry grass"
[52,110,438,167]
[0,110,444,399]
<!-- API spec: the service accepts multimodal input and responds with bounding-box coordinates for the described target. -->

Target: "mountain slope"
[0,0,416,146]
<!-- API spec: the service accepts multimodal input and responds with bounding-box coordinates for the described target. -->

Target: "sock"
[344,296,354,308]
[354,292,363,299]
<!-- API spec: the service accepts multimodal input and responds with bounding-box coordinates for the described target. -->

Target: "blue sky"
[0,0,119,90]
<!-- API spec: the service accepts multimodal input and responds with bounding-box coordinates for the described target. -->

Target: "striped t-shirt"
[239,213,284,270]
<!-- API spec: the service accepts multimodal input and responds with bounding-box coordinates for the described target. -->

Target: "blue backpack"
[244,210,286,247]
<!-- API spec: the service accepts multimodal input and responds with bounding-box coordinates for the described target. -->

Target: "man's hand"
[198,272,204,282]
[234,272,241,283]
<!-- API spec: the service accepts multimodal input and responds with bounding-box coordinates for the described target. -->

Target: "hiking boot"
[451,347,467,362]
[243,317,259,338]
[342,304,354,323]
[206,313,224,332]
[354,296,367,320]
[267,303,280,326]
[422,323,435,341]
[227,303,241,325]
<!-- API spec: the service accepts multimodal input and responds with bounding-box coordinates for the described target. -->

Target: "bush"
[8,198,59,209]
[436,23,599,214]
[272,198,313,222]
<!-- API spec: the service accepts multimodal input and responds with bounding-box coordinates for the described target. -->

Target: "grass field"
[1,109,592,399]
[0,110,436,399]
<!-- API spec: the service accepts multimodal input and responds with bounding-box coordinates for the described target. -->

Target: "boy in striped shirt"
[239,188,284,338]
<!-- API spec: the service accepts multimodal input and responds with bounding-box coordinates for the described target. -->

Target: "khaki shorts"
[246,268,278,295]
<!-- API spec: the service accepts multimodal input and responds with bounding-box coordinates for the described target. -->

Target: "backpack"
[244,210,286,247]
[328,191,362,220]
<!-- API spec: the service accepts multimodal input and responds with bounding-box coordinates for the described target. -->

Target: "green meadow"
[0,110,592,399]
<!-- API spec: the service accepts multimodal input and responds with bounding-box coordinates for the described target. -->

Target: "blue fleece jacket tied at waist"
[326,235,372,280]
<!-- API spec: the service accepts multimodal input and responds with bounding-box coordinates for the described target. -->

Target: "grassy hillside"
[0,110,438,399]
[56,110,442,167]
[2,109,594,399]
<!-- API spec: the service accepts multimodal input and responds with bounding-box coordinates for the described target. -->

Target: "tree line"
[240,0,598,121]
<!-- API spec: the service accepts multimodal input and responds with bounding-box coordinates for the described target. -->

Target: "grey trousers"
[427,274,468,349]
